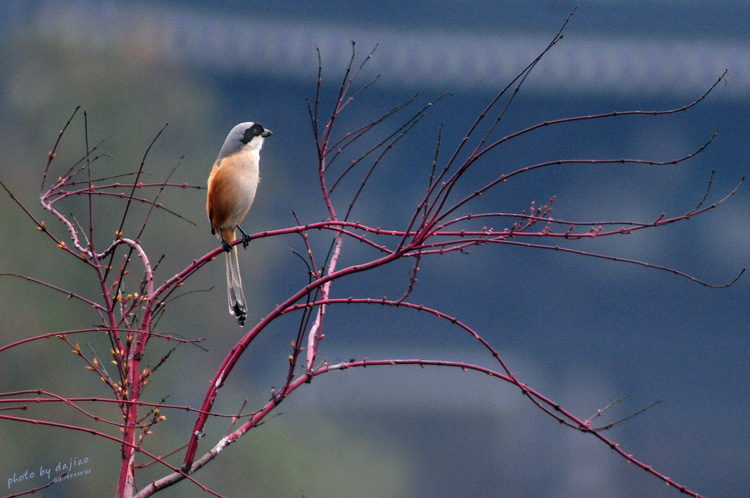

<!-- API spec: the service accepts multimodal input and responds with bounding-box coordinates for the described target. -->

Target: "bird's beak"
[261,129,273,137]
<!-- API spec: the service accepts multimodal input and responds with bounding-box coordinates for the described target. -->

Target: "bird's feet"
[237,226,252,249]
[221,240,232,252]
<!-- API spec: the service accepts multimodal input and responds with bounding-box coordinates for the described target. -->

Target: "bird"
[206,122,272,326]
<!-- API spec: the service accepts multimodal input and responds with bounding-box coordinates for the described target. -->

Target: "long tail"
[225,246,247,326]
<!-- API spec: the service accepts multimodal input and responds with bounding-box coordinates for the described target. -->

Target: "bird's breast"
[208,150,261,230]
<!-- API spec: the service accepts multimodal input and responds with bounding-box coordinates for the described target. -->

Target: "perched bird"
[206,122,272,326]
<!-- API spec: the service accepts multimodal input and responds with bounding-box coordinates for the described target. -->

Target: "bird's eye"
[241,124,265,144]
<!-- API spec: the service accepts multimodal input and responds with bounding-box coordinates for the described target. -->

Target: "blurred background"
[0,1,748,497]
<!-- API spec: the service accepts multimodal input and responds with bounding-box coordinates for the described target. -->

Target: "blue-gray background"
[0,1,747,497]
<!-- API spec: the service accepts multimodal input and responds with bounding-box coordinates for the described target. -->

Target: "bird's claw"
[221,240,232,252]
[237,226,252,249]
